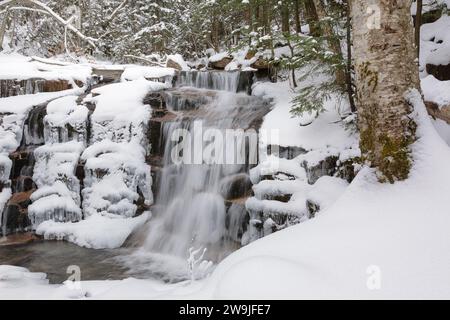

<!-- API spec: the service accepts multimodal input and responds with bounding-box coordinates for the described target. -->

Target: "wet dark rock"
[92,68,124,84]
[147,112,177,158]
[302,156,339,184]
[237,71,254,95]
[76,164,86,182]
[219,174,253,200]
[0,78,75,98]
[209,56,233,70]
[1,191,33,236]
[144,92,166,109]
[267,144,307,160]
[336,159,358,183]
[163,88,216,111]
[135,187,151,215]
[413,9,442,26]
[22,103,47,146]
[166,58,183,71]
[426,62,450,81]
[425,100,450,124]
[224,201,248,243]
[265,193,293,202]
[12,176,35,193]
[250,57,270,70]
[0,232,37,246]
[306,199,320,218]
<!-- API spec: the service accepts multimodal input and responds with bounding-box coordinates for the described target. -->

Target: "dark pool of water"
[0,240,132,284]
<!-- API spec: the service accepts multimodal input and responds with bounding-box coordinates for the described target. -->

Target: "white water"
[125,72,271,281]
[178,71,240,92]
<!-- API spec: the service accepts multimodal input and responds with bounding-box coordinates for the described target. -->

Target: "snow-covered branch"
[0,0,97,48]
[0,6,48,15]
[124,54,166,67]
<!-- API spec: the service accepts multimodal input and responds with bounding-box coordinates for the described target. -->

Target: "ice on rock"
[78,80,158,219]
[253,179,309,200]
[29,79,158,247]
[44,95,89,144]
[81,140,152,218]
[249,155,307,184]
[32,141,84,196]
[28,142,85,228]
[82,173,139,218]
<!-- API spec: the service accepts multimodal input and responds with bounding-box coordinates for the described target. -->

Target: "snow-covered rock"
[36,212,150,249]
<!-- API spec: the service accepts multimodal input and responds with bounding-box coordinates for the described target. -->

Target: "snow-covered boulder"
[208,52,233,70]
[166,54,189,71]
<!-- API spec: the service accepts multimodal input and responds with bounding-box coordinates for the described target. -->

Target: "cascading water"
[177,71,254,94]
[122,71,272,281]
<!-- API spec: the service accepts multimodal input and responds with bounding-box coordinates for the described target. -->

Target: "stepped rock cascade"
[0,72,272,283]
[126,72,272,280]
[176,71,254,94]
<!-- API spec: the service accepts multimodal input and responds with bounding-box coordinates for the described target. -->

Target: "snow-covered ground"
[1,88,450,299]
[2,10,450,298]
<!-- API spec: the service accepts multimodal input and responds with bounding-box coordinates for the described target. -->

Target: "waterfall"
[177,71,254,94]
[125,72,271,281]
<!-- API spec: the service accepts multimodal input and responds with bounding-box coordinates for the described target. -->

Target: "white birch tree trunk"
[351,0,420,182]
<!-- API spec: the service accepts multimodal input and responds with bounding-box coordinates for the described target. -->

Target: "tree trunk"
[351,0,420,183]
[345,1,356,112]
[294,0,301,33]
[304,0,319,36]
[281,0,290,35]
[313,0,346,89]
[415,0,422,58]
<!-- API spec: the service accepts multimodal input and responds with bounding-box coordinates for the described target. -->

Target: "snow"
[36,212,150,249]
[121,66,176,82]
[421,75,450,107]
[166,54,190,71]
[252,179,309,200]
[44,95,89,144]
[253,79,358,152]
[209,52,230,63]
[0,266,48,290]
[88,78,165,124]
[0,53,91,83]
[433,118,450,145]
[249,155,307,184]
[411,0,450,15]
[306,176,349,211]
[420,15,450,69]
